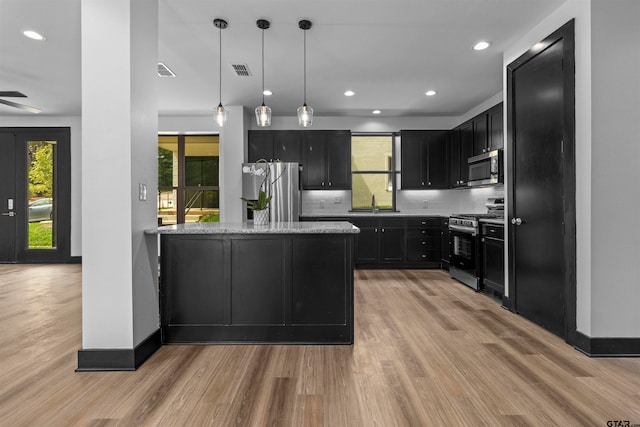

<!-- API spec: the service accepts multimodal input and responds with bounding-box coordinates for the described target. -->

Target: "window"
[351,134,396,211]
[158,135,220,224]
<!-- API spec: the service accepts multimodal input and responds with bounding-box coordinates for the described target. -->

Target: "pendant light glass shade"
[297,20,313,127]
[215,103,229,127]
[255,19,271,127]
[213,19,229,126]
[297,104,313,127]
[256,104,271,127]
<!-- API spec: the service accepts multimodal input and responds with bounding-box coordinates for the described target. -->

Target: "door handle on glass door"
[511,217,522,225]
[2,212,16,217]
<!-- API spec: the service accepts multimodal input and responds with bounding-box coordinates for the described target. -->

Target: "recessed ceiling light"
[473,41,490,51]
[263,90,272,96]
[22,30,47,42]
[425,90,437,97]
[23,30,46,41]
[372,110,381,115]
[344,90,355,97]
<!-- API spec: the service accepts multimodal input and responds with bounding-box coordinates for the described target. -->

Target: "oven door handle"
[449,224,477,236]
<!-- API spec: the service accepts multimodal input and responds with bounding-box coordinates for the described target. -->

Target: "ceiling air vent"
[231,64,252,77]
[157,62,176,77]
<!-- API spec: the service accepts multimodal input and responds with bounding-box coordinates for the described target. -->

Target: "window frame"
[350,133,398,212]
[158,134,220,224]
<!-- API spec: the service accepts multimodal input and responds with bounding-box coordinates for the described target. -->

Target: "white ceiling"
[0,0,568,118]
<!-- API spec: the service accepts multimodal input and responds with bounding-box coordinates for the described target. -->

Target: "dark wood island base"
[155,222,357,344]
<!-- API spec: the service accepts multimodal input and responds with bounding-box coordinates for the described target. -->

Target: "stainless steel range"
[449,198,504,290]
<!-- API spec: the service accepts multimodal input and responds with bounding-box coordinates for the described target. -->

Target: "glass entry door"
[0,128,71,263]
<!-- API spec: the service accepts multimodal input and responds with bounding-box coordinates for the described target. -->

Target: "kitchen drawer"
[406,238,440,263]
[406,228,439,239]
[482,223,504,239]
[406,217,440,228]
[380,217,406,228]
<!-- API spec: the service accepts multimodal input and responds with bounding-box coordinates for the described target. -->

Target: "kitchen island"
[149,221,358,344]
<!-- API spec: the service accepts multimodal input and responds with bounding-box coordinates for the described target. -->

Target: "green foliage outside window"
[28,142,53,198]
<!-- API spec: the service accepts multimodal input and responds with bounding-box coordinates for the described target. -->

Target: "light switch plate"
[139,183,147,201]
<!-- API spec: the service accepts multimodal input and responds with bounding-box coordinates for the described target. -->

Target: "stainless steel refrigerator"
[241,162,300,222]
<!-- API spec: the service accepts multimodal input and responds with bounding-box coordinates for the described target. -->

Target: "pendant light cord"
[261,29,265,105]
[219,26,222,105]
[303,29,307,104]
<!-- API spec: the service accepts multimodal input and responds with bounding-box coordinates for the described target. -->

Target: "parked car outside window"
[28,198,53,222]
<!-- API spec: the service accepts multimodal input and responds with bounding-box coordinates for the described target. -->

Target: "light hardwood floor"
[1,264,639,426]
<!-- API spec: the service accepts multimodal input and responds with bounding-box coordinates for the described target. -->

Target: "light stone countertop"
[147,221,360,235]
[300,212,450,218]
[479,217,506,225]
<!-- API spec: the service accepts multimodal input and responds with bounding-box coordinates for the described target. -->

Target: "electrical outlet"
[334,196,342,204]
[320,200,325,209]
[422,200,428,209]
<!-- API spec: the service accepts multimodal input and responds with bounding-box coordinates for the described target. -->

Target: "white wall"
[504,0,594,334]
[590,0,640,337]
[0,116,82,257]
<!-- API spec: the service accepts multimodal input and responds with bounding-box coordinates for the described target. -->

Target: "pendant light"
[297,20,313,127]
[213,19,229,127]
[255,19,271,127]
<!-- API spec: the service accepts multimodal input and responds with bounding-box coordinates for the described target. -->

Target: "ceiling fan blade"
[0,91,27,97]
[0,98,42,114]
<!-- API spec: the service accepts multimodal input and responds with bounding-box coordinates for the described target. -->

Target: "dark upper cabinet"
[248,130,274,162]
[450,123,473,187]
[302,130,351,190]
[248,130,302,163]
[469,102,504,156]
[401,130,449,189]
[472,114,488,156]
[427,131,449,188]
[326,131,351,189]
[273,131,302,162]
[487,103,504,151]
[450,102,502,186]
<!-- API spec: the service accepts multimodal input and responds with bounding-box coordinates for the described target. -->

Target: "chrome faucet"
[371,194,377,213]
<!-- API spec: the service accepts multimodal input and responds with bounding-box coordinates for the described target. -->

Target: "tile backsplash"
[302,186,504,216]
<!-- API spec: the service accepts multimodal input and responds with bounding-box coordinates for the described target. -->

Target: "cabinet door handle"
[428,182,432,185]
[421,221,426,225]
[421,230,426,234]
[421,181,425,186]
[375,228,378,233]
[328,182,332,187]
[421,255,427,258]
[422,241,426,245]
[321,182,325,187]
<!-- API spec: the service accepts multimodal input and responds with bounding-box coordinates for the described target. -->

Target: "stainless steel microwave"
[467,149,503,187]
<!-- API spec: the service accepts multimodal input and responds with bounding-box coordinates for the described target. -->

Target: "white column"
[219,106,249,222]
[81,0,159,350]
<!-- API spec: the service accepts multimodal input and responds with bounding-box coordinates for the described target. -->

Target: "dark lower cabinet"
[379,226,405,264]
[292,238,347,325]
[231,239,286,325]
[441,217,451,270]
[351,218,379,264]
[160,233,354,344]
[306,216,444,269]
[481,223,504,294]
[405,217,441,267]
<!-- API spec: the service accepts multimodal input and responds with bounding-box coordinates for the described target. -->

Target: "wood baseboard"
[76,329,161,371]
